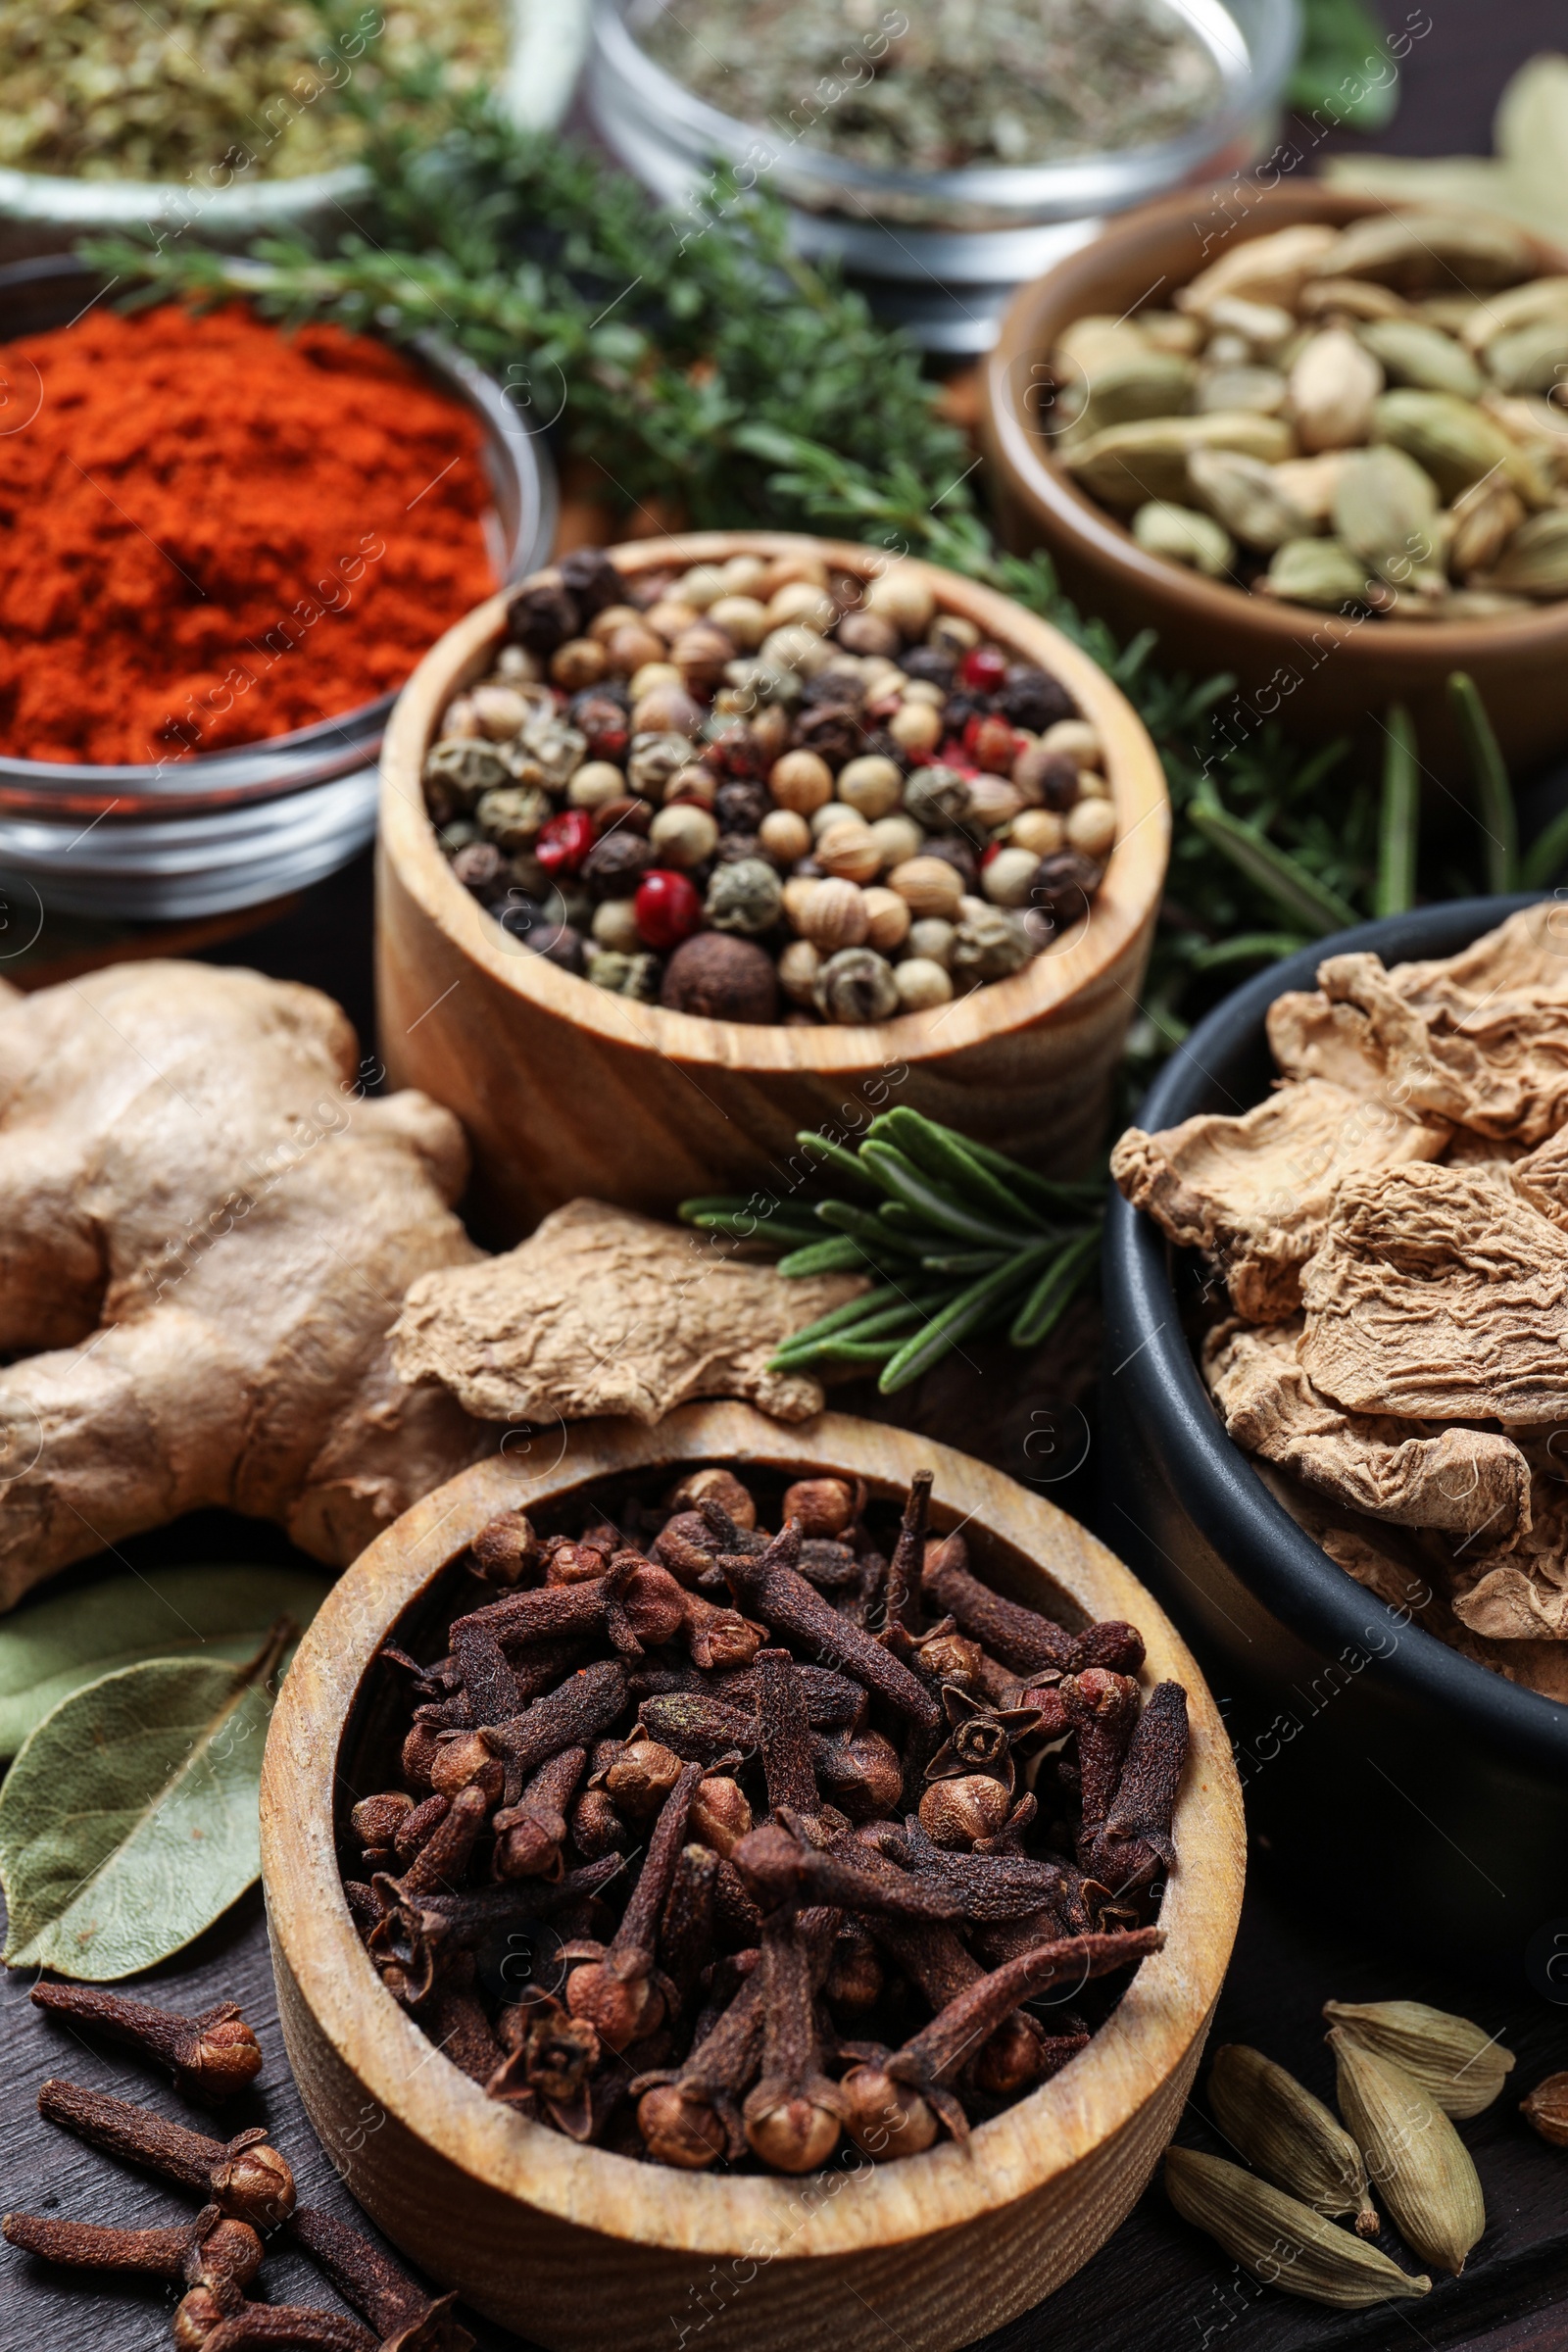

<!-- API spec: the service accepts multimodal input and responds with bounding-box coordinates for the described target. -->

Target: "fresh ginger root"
[0,960,496,1609]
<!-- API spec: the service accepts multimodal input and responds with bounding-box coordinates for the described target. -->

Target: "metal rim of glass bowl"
[589,0,1301,233]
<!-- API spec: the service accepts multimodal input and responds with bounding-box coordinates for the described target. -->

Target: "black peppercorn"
[1030,848,1104,918]
[507,579,579,654]
[570,689,631,762]
[451,841,508,901]
[859,724,908,772]
[713,780,770,834]
[498,894,545,940]
[901,645,956,688]
[796,703,862,768]
[703,716,766,779]
[528,922,587,976]
[583,832,655,897]
[800,669,865,709]
[1016,748,1081,811]
[713,831,763,865]
[559,546,626,619]
[997,664,1075,732]
[922,836,978,892]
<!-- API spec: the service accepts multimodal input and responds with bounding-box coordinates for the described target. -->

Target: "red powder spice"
[0,304,500,766]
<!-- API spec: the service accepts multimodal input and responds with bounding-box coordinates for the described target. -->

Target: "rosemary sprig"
[680,1109,1101,1394]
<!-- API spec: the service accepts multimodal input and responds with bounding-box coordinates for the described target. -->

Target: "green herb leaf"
[0,1564,328,1762]
[878,1248,1054,1393]
[1188,804,1359,937]
[1375,703,1420,919]
[1008,1227,1102,1348]
[1448,670,1518,895]
[0,1626,296,1980]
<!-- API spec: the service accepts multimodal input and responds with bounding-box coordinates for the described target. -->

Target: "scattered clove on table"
[338,1459,1186,2174]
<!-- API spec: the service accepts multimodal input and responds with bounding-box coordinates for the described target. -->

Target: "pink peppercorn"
[960,644,1007,694]
[536,809,596,875]
[635,868,704,951]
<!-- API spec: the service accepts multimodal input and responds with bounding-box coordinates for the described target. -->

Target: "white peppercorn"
[633,681,706,735]
[708,595,768,649]
[567,760,632,811]
[675,564,726,610]
[906,916,956,968]
[471,683,536,739]
[816,821,882,885]
[1066,798,1118,858]
[894,956,954,1010]
[722,553,770,596]
[929,612,979,655]
[867,812,923,870]
[810,801,863,840]
[837,755,905,820]
[865,564,935,636]
[1011,808,1067,857]
[759,808,812,864]
[777,938,821,1005]
[860,886,911,953]
[666,764,716,807]
[761,622,831,676]
[794,878,869,952]
[706,857,783,935]
[629,661,683,702]
[889,857,963,919]
[967,775,1025,830]
[769,749,834,813]
[591,898,643,954]
[813,947,900,1024]
[1042,718,1103,768]
[887,699,943,754]
[551,638,609,691]
[650,803,719,866]
[982,848,1043,907]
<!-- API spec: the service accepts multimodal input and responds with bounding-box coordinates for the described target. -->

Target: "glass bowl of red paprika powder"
[0,256,555,920]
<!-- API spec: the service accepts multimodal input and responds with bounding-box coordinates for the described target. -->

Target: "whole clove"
[341,1466,1184,2174]
[37,2081,296,2228]
[289,2205,473,2352]
[29,1983,263,2103]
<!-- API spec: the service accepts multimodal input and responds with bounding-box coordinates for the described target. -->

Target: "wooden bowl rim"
[263,1402,1245,2259]
[984,182,1568,667]
[379,532,1169,1073]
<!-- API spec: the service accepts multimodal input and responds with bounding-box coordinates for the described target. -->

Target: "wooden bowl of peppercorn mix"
[262,1403,1245,2352]
[375,531,1168,1236]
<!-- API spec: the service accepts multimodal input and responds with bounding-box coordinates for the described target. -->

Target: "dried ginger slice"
[392,1198,865,1427]
[1110,1077,1447,1320]
[1298,1161,1568,1424]
[1203,1319,1531,1542]
[1448,1468,1568,1640]
[1268,904,1568,1145]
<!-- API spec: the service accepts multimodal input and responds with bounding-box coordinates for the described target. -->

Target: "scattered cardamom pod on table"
[1323,1997,1515,2118]
[1207,2043,1378,2234]
[1328,2027,1487,2276]
[1162,2147,1431,2308]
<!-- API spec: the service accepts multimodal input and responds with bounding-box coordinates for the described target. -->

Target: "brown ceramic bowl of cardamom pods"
[262,1402,1244,2352]
[376,530,1169,1240]
[983,184,1568,778]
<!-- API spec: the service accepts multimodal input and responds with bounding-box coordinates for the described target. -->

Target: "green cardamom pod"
[1328,2028,1486,2276]
[1484,509,1568,599]
[1373,389,1536,503]
[1061,413,1293,508]
[1189,449,1310,552]
[1131,501,1236,578]
[1259,537,1373,611]
[1358,318,1483,399]
[1163,2147,1431,2309]
[1333,446,1442,586]
[1208,2044,1378,2234]
[1073,349,1199,437]
[1486,316,1568,397]
[1323,2000,1516,2118]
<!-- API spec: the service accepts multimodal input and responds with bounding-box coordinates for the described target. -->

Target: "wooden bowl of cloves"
[261,1403,1243,2352]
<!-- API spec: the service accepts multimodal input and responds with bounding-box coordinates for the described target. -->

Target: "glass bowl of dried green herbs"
[587,0,1300,352]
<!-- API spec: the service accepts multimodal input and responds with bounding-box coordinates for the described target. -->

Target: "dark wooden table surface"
[7,6,1568,2347]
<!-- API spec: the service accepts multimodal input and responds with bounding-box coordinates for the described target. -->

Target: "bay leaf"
[0,1564,329,1760]
[0,1626,294,1980]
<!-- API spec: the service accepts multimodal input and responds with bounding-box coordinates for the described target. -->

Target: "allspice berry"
[551,637,609,690]
[816,819,882,885]
[660,932,779,1022]
[918,1773,1012,1849]
[769,748,834,813]
[813,947,899,1025]
[605,620,664,674]
[759,807,811,865]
